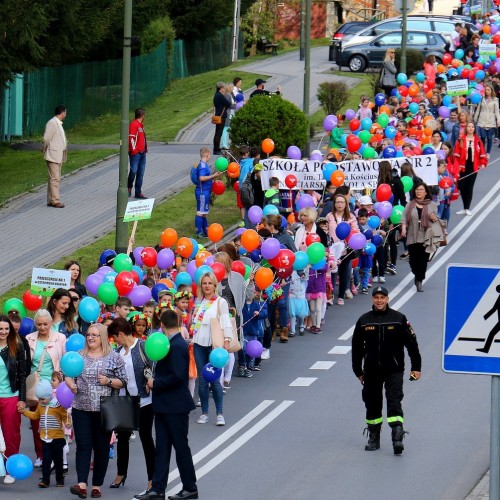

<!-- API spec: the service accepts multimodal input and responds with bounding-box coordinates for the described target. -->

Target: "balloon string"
[317,131,327,152]
[458,170,480,181]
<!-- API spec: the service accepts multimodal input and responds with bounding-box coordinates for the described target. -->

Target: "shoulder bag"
[211,107,225,125]
[100,389,140,432]
[210,299,241,353]
[26,343,49,408]
[138,341,153,380]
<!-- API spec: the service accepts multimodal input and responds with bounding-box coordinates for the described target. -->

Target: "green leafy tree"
[316,81,350,116]
[229,95,309,156]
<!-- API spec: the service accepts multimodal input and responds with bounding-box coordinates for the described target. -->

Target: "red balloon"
[403,149,415,157]
[461,68,470,79]
[398,85,409,97]
[276,265,293,279]
[412,147,423,156]
[349,119,361,132]
[114,271,135,296]
[439,177,453,189]
[141,247,157,268]
[22,290,43,311]
[131,270,141,285]
[285,174,297,189]
[450,189,460,202]
[376,184,392,202]
[442,53,452,65]
[489,65,497,75]
[346,134,361,153]
[351,258,359,268]
[305,233,321,246]
[233,181,240,193]
[210,262,226,282]
[231,261,246,277]
[276,249,295,268]
[212,180,225,196]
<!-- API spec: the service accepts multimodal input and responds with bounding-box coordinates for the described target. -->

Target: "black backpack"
[240,175,254,206]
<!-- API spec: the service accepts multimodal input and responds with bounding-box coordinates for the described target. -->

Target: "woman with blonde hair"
[474,84,500,157]
[380,49,397,97]
[294,207,328,251]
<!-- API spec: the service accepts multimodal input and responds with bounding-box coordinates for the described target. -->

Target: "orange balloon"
[195,251,211,267]
[423,128,433,136]
[379,105,390,115]
[484,24,491,34]
[426,90,434,99]
[227,162,240,179]
[422,116,434,126]
[241,229,260,252]
[255,267,274,290]
[370,123,382,134]
[159,278,175,288]
[408,84,419,97]
[437,64,446,74]
[287,213,296,224]
[331,170,345,187]
[207,223,223,243]
[262,138,275,154]
[176,237,193,258]
[160,228,178,248]
[421,136,431,144]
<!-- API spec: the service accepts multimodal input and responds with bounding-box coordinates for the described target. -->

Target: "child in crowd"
[115,297,132,319]
[357,208,374,294]
[288,269,309,336]
[436,160,455,228]
[241,288,267,375]
[356,96,373,120]
[142,300,156,321]
[130,313,151,340]
[21,380,69,488]
[50,371,71,473]
[264,177,291,214]
[306,260,328,333]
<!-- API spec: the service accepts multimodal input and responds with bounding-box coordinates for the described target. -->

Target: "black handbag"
[100,390,140,432]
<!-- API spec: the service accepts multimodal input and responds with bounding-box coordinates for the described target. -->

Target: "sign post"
[123,198,155,255]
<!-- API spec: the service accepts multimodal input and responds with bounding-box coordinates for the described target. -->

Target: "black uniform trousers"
[408,242,429,282]
[362,371,404,427]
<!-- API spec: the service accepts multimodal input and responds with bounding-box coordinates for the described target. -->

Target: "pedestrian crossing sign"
[443,264,500,375]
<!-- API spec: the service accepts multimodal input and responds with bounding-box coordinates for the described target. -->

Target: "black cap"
[255,78,266,86]
[372,286,389,297]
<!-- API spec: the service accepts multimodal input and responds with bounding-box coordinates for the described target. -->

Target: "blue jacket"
[242,300,267,338]
[238,157,254,186]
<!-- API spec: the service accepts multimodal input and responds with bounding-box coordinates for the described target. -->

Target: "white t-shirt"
[119,339,152,407]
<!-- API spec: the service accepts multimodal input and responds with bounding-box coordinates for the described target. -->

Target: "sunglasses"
[70,296,80,302]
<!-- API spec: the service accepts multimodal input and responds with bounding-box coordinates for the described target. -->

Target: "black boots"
[364,425,381,451]
[391,425,407,455]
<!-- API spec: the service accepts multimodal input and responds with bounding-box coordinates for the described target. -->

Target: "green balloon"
[145,332,170,361]
[244,265,251,280]
[3,298,27,319]
[97,282,119,306]
[260,259,271,268]
[362,146,377,159]
[215,157,228,172]
[377,113,389,128]
[401,176,413,193]
[359,130,371,144]
[113,253,133,273]
[306,242,325,265]
[390,205,405,224]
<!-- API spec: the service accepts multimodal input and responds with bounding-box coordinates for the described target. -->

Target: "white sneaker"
[129,431,136,441]
[345,290,353,299]
[34,457,42,467]
[197,414,209,424]
[261,348,270,360]
[465,209,473,216]
[379,276,386,283]
[216,415,226,426]
[456,209,466,215]
[372,276,379,283]
[3,475,15,484]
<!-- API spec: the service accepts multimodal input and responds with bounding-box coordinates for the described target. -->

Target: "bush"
[394,49,425,76]
[317,81,349,116]
[229,96,309,156]
[141,15,176,55]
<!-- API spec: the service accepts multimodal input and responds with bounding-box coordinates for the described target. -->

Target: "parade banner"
[479,43,496,58]
[446,79,469,97]
[31,268,72,296]
[123,198,155,223]
[261,155,438,191]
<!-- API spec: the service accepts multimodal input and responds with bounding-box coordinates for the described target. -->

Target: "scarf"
[188,296,217,337]
[406,198,432,230]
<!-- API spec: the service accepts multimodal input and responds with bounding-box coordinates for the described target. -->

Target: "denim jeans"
[268,283,290,333]
[437,203,450,227]
[360,267,371,289]
[194,344,223,415]
[478,127,495,154]
[128,152,147,196]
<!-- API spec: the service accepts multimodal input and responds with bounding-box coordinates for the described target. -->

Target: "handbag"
[26,343,49,408]
[100,389,140,432]
[210,299,241,353]
[438,219,448,247]
[211,106,225,125]
[137,341,153,380]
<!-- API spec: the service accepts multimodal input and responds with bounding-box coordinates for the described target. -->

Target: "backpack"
[190,162,200,185]
[240,175,254,206]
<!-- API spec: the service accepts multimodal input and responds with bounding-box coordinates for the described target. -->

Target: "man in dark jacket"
[351,286,421,455]
[213,82,228,155]
[134,310,197,500]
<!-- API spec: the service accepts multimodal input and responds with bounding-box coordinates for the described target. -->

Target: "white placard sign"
[31,268,72,296]
[123,198,155,222]
[261,155,438,190]
[446,79,469,97]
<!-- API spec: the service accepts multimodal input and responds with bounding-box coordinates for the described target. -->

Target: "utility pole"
[116,0,132,254]
[304,0,311,155]
[232,0,242,62]
[300,0,305,60]
[401,0,408,74]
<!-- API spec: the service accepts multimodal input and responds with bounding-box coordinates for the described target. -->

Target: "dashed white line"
[328,345,351,354]
[289,377,317,386]
[310,361,336,370]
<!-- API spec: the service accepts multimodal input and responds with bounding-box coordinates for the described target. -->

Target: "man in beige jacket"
[43,105,68,208]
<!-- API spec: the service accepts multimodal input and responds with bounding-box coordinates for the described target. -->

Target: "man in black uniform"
[352,286,422,455]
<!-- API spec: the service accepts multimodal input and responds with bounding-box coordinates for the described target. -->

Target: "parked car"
[342,16,477,47]
[332,21,374,43]
[339,30,448,72]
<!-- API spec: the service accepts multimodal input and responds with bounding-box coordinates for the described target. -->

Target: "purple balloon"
[235,227,246,236]
[436,150,446,160]
[246,339,264,358]
[133,247,144,267]
[235,101,244,110]
[128,285,152,307]
[377,201,393,219]
[438,106,450,118]
[248,205,263,225]
[348,233,367,251]
[157,248,175,269]
[345,109,356,121]
[296,194,315,209]
[287,145,301,160]
[492,24,499,34]
[85,273,103,295]
[96,265,113,276]
[261,238,281,260]
[186,260,198,279]
[310,150,323,161]
[56,383,75,409]
[323,114,338,132]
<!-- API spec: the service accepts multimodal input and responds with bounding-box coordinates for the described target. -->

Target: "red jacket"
[453,134,487,172]
[446,154,460,180]
[128,119,147,155]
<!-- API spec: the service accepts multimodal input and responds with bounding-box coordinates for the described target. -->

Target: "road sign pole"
[491,376,500,500]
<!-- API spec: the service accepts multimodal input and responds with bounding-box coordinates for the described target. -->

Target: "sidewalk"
[0,47,355,295]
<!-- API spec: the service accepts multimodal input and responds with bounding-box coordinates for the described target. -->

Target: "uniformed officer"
[352,286,422,454]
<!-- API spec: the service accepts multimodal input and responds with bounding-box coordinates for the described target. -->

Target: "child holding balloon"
[50,371,71,474]
[288,269,309,336]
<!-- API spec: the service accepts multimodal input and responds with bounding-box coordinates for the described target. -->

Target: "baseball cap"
[255,78,266,86]
[359,195,373,206]
[372,286,389,297]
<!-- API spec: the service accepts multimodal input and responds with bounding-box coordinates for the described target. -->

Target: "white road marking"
[328,345,352,354]
[310,361,336,370]
[289,377,317,386]
[165,400,295,496]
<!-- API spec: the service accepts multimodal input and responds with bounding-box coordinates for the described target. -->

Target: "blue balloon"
[363,229,373,240]
[441,132,447,141]
[442,95,452,107]
[361,117,373,130]
[263,204,279,216]
[475,70,485,81]
[340,134,348,148]
[335,221,351,240]
[368,215,381,229]
[404,80,413,88]
[176,271,194,287]
[79,297,100,323]
[132,265,144,282]
[408,102,419,114]
[250,249,262,263]
[363,242,376,256]
[99,249,116,267]
[416,72,425,83]
[189,239,199,259]
[397,73,408,85]
[280,216,287,229]
[448,69,458,78]
[323,162,337,181]
[372,234,384,247]
[455,48,464,60]
[66,333,86,352]
[235,93,244,102]
[390,88,399,97]
[18,317,34,336]
[103,271,117,283]
[311,258,327,270]
[396,150,404,157]
[152,283,168,302]
[383,145,397,158]
[423,146,435,155]
[385,126,396,139]
[60,351,84,377]
[293,251,309,270]
[202,363,222,383]
[238,247,247,255]
[194,265,212,285]
[374,93,386,106]
[209,347,229,368]
[6,454,33,480]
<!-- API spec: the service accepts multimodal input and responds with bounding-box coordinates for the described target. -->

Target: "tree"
[229,95,309,156]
